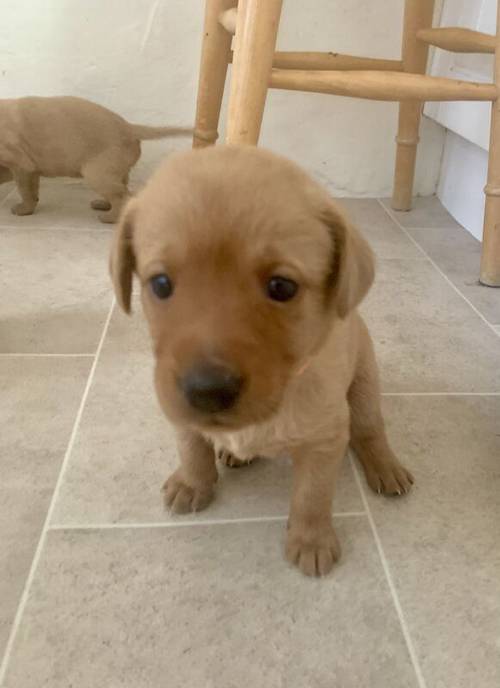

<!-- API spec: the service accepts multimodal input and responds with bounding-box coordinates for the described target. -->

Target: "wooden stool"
[193,0,500,287]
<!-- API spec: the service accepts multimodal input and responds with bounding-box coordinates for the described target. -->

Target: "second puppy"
[0,96,191,222]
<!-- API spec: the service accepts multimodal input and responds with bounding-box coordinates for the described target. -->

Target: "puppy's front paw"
[286,524,341,577]
[163,470,214,514]
[364,457,414,496]
[11,202,35,216]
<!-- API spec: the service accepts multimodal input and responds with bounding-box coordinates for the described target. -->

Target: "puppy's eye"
[267,276,298,302]
[150,273,173,300]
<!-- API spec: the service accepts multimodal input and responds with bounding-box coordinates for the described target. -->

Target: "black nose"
[179,364,243,413]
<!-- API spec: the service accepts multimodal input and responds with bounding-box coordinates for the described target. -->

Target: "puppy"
[110,145,413,577]
[0,96,191,222]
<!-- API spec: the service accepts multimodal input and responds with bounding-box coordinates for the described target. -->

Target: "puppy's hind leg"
[82,159,131,224]
[11,170,40,216]
[90,170,126,211]
[348,321,414,496]
[30,173,40,202]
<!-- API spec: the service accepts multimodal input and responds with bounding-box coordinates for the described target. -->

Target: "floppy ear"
[321,202,375,318]
[109,200,136,314]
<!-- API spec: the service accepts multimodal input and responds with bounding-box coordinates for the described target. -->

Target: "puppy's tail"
[129,124,193,140]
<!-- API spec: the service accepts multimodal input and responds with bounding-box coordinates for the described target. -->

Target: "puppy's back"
[0,96,134,176]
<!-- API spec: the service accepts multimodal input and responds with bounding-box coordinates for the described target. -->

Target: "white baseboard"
[437,130,487,242]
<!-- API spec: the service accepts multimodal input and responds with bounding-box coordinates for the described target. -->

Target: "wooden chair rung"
[416,27,496,54]
[229,50,402,72]
[196,0,500,284]
[269,69,498,102]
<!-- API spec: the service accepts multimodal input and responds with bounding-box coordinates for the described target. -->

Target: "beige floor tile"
[380,196,462,229]
[52,306,362,526]
[361,259,500,392]
[0,356,90,659]
[0,185,14,204]
[0,180,113,230]
[406,225,500,326]
[338,199,423,259]
[365,396,500,688]
[4,519,418,688]
[4,193,499,687]
[0,228,112,353]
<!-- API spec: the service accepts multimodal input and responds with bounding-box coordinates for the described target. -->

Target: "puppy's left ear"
[109,199,137,314]
[321,201,375,319]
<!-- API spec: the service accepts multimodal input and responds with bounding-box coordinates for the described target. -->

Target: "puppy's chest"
[206,419,290,461]
[203,376,340,461]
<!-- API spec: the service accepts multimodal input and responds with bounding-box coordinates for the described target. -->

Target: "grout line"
[382,391,500,397]
[0,224,111,232]
[0,352,95,358]
[0,297,115,685]
[49,517,288,530]
[48,511,368,531]
[366,255,430,262]
[378,199,500,340]
[349,454,427,688]
[394,225,463,232]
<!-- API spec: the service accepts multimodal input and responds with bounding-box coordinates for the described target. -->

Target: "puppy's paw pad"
[286,527,341,577]
[218,449,256,468]
[366,460,414,496]
[163,471,214,514]
[11,203,35,216]
[91,198,112,211]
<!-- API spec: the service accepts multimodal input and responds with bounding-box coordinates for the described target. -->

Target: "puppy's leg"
[11,170,39,216]
[91,170,127,211]
[286,430,347,577]
[82,161,130,224]
[30,173,40,202]
[163,428,218,514]
[349,323,414,496]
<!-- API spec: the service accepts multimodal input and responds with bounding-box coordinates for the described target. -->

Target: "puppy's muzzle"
[179,363,243,413]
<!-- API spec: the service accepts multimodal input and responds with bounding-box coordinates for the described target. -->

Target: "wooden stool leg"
[480,5,500,286]
[226,0,283,145]
[193,0,236,148]
[392,0,435,211]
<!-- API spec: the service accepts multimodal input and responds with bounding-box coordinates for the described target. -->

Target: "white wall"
[0,0,445,197]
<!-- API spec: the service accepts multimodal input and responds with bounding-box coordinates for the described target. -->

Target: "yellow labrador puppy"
[0,96,191,222]
[110,146,413,577]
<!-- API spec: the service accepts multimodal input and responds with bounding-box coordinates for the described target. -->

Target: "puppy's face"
[111,147,374,432]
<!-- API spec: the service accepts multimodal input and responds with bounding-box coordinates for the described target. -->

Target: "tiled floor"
[1,182,500,688]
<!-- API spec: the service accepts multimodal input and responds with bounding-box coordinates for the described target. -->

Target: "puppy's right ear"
[110,200,136,314]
